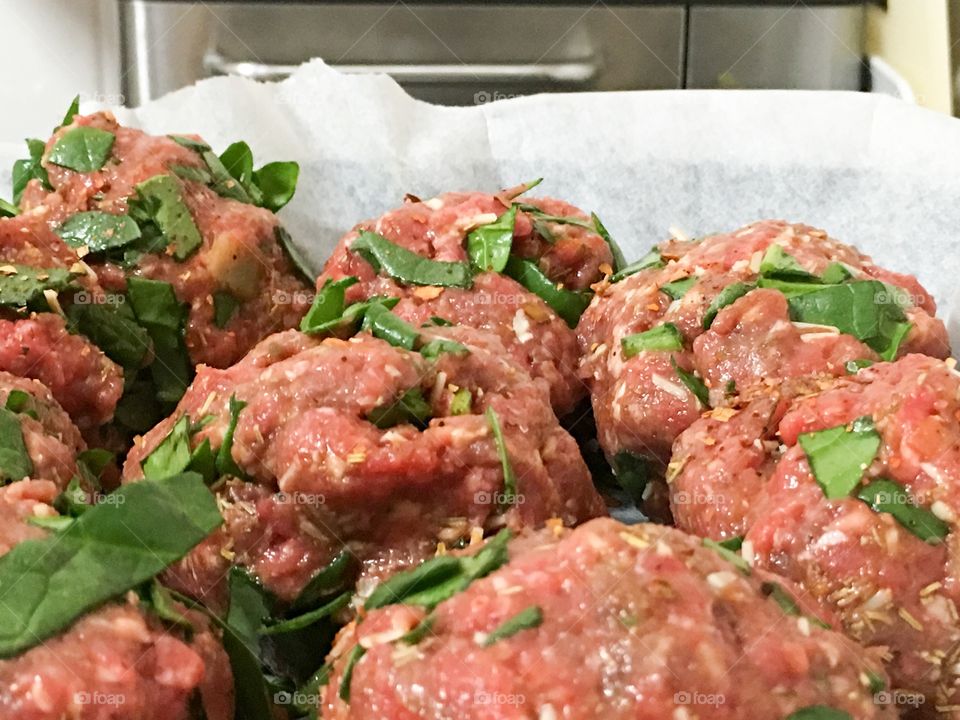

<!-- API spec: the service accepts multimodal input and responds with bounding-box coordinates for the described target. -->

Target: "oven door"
[119,2,686,106]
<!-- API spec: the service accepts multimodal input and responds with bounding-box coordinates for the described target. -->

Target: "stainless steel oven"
[119,1,868,106]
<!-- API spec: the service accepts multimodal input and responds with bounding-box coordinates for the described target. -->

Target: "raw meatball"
[20,111,311,370]
[672,354,960,715]
[578,219,949,470]
[123,326,605,609]
[0,480,234,720]
[321,518,891,720]
[0,214,123,433]
[318,190,614,415]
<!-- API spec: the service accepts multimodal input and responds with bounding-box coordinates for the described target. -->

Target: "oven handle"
[204,52,600,85]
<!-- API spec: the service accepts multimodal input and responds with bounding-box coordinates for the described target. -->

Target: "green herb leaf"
[338,644,365,702]
[399,614,436,645]
[760,581,830,629]
[133,174,203,261]
[660,276,696,301]
[784,280,912,361]
[223,568,276,719]
[27,515,75,532]
[47,126,114,173]
[365,529,512,610]
[4,390,36,420]
[216,395,247,479]
[481,605,543,646]
[351,231,472,288]
[142,415,201,480]
[59,96,80,129]
[12,138,50,204]
[170,163,213,184]
[56,211,141,253]
[621,323,684,358]
[0,199,18,218]
[253,161,299,213]
[467,205,516,273]
[702,537,750,574]
[213,291,240,329]
[758,244,817,281]
[367,387,432,429]
[291,550,354,613]
[717,536,743,551]
[0,473,222,657]
[671,358,710,408]
[67,299,151,370]
[591,212,626,273]
[845,358,874,374]
[610,248,664,283]
[0,265,76,308]
[300,277,357,333]
[784,707,851,720]
[419,338,469,360]
[127,277,192,404]
[703,282,755,329]
[820,262,853,285]
[485,407,517,509]
[361,302,420,350]
[145,579,193,630]
[503,255,591,328]
[276,226,315,284]
[612,451,654,506]
[799,416,881,499]
[450,388,472,416]
[0,407,33,484]
[856,478,949,544]
[263,591,351,636]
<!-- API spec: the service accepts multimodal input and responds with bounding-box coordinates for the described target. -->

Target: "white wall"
[0,0,120,141]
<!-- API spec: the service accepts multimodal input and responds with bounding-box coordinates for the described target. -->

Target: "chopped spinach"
[56,211,141,253]
[621,323,684,357]
[467,205,516,273]
[671,358,710,408]
[132,174,203,260]
[0,265,76,309]
[703,282,756,330]
[351,231,472,288]
[367,387,432,429]
[47,126,114,173]
[11,138,50,204]
[481,605,543,646]
[610,248,664,283]
[503,255,591,328]
[486,407,517,509]
[0,407,33,484]
[856,478,949,544]
[798,416,881,499]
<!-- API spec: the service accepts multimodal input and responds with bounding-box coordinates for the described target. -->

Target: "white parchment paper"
[3,60,959,349]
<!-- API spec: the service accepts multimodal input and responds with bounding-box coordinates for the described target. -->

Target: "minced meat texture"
[123,326,605,609]
[671,354,960,714]
[321,518,892,720]
[578,220,950,468]
[20,111,311,370]
[317,190,614,416]
[0,480,234,720]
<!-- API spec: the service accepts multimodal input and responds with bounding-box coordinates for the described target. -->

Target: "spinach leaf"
[338,645,365,702]
[398,614,435,645]
[856,478,949,544]
[143,416,199,480]
[480,605,543,646]
[171,163,213,184]
[419,338,469,359]
[253,161,299,213]
[820,262,853,285]
[660,276,696,301]
[784,707,851,720]
[0,265,76,308]
[845,358,874,374]
[610,248,664,283]
[47,126,114,173]
[291,550,354,613]
[621,323,684,357]
[132,175,203,260]
[760,581,830,629]
[67,300,151,370]
[591,212,626,273]
[276,226,315,284]
[351,231,473,288]
[213,291,240,329]
[0,472,222,657]
[758,244,817,281]
[216,395,247,479]
[56,211,141,253]
[12,138,51,204]
[144,579,192,630]
[503,255,591,327]
[361,302,419,350]
[703,282,755,329]
[717,536,743,551]
[262,591,351,636]
[364,528,511,610]
[4,390,36,419]
[59,95,80,129]
[127,277,192,404]
[0,407,33,484]
[671,358,710,408]
[467,205,516,273]
[0,198,18,218]
[367,387,432,429]
[785,281,911,360]
[798,416,881,499]
[702,537,750,574]
[485,407,517,509]
[612,450,655,506]
[300,277,357,333]
[224,568,276,720]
